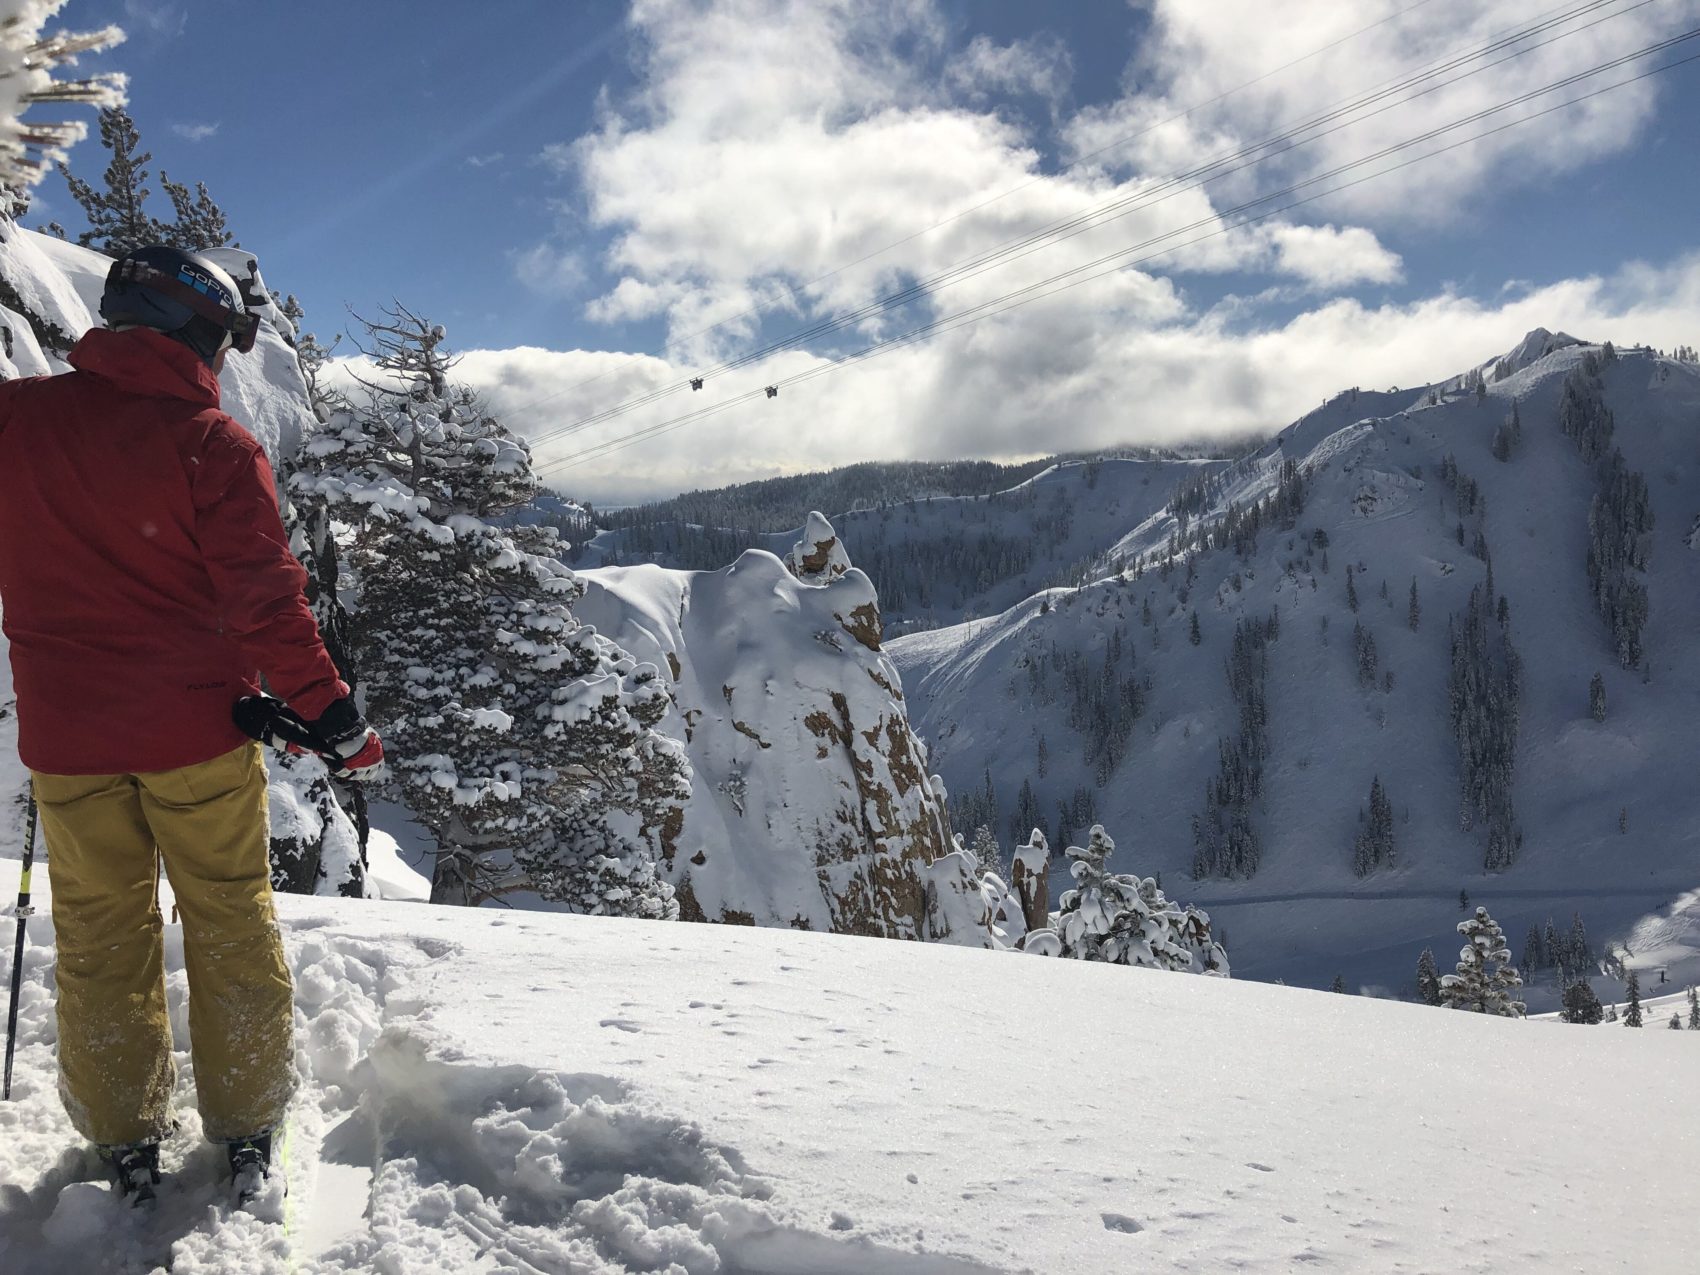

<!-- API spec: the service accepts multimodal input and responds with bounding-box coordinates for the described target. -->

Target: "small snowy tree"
[1560,980,1603,1025]
[1054,826,1225,973]
[1689,985,1699,1031]
[58,104,161,253]
[1589,672,1606,722]
[1416,948,1443,1006]
[1623,969,1644,1027]
[967,824,1004,881]
[1440,906,1525,1016]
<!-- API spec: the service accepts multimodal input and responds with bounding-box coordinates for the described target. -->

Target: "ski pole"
[4,787,39,1101]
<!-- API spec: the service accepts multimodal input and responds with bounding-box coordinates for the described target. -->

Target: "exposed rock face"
[576,515,954,936]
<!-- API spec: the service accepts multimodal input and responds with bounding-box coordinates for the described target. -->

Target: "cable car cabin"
[690,377,704,390]
[765,385,778,399]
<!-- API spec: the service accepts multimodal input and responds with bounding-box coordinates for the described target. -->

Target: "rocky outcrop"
[576,514,954,936]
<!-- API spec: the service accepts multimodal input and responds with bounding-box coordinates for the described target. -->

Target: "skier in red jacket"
[0,245,382,1203]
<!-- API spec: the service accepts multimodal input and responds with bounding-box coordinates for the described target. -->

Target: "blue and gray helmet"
[100,244,259,363]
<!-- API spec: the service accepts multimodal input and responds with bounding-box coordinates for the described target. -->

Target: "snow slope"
[1,867,1694,1274]
[892,333,1700,1001]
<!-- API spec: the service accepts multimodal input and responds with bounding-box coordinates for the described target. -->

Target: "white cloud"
[122,1,187,37]
[443,253,1700,504]
[1064,0,1700,222]
[1265,223,1403,289]
[170,121,219,142]
[945,33,1071,106]
[465,152,506,168]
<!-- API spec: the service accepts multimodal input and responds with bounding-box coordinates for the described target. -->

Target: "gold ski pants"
[33,741,295,1147]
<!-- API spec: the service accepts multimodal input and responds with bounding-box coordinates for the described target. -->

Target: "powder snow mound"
[575,542,953,935]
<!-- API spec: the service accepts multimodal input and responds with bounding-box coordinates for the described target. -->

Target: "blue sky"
[40,1,1700,500]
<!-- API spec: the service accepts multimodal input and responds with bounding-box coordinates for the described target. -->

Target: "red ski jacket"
[0,326,347,775]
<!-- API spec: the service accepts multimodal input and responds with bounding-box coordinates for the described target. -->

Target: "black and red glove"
[307,697,385,781]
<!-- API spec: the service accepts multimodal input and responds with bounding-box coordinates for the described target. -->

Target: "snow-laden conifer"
[1440,906,1525,1016]
[289,305,689,914]
[1415,948,1442,1006]
[1560,979,1603,1024]
[1055,825,1226,973]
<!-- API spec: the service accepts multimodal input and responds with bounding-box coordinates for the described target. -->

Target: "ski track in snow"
[0,900,1002,1275]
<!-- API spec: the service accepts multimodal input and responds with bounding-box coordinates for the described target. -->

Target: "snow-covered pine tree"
[1448,585,1523,870]
[158,170,233,250]
[1416,948,1442,1005]
[1589,671,1607,722]
[1330,974,1347,994]
[1440,906,1525,1016]
[1623,969,1644,1027]
[1408,578,1420,631]
[1521,924,1545,976]
[0,8,122,193]
[1351,774,1395,876]
[1669,1013,1682,1030]
[1560,979,1603,1024]
[1688,985,1699,1030]
[968,824,1003,881]
[1055,825,1222,972]
[289,305,689,914]
[57,104,161,254]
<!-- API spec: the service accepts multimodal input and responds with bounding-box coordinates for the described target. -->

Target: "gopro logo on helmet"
[177,265,226,303]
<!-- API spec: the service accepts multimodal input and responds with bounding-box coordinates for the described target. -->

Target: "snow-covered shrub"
[291,307,689,913]
[1054,826,1228,974]
[1440,906,1525,1016]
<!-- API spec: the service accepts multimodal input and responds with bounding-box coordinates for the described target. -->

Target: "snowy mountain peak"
[1497,326,1584,376]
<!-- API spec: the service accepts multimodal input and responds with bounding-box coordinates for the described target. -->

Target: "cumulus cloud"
[1265,223,1403,289]
[170,121,218,142]
[1064,0,1700,222]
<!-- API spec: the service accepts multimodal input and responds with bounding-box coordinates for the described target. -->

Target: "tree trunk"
[430,844,474,906]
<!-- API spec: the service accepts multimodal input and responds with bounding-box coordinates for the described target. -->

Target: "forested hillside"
[886,331,1700,998]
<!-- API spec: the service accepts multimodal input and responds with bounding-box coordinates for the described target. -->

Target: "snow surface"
[2,867,1695,1273]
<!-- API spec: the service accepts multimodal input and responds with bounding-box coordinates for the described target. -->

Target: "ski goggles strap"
[114,259,262,353]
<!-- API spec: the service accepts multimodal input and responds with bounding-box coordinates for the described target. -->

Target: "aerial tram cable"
[510,0,1650,447]
[530,35,1700,478]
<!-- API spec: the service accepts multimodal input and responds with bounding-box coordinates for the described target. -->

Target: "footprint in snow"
[1102,1212,1144,1234]
[600,1018,642,1034]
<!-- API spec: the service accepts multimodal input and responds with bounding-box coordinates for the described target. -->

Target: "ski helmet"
[99,244,260,363]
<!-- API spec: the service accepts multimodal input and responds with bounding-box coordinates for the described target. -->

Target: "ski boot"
[226,1131,275,1205]
[101,1141,162,1205]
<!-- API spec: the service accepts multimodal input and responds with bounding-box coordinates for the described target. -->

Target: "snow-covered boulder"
[576,532,955,936]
